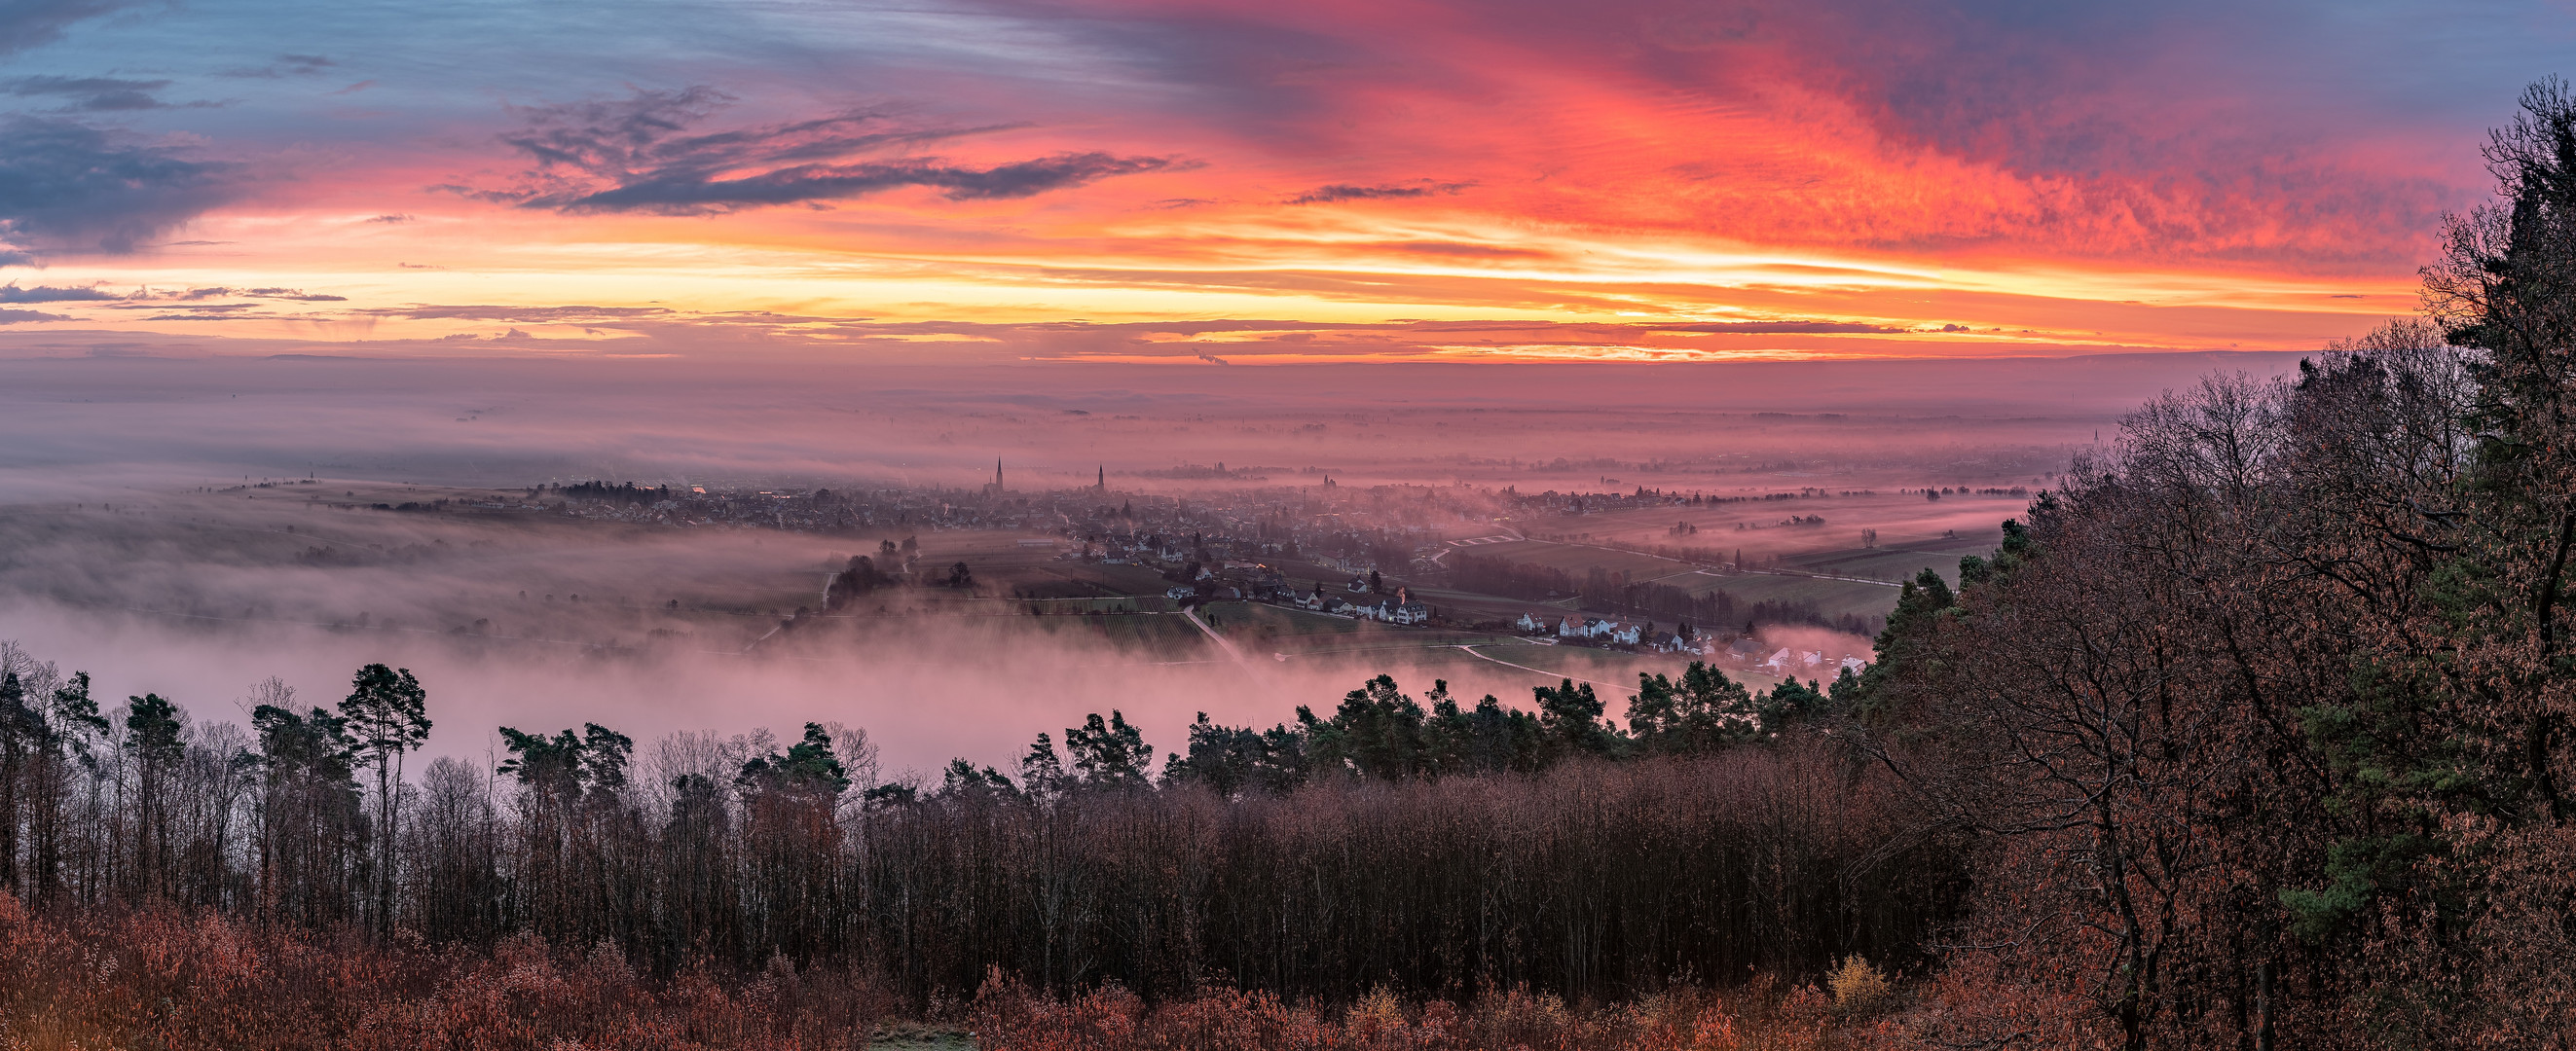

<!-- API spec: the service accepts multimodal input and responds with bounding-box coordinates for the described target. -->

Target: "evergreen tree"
[250,698,362,926]
[1297,674,1429,779]
[1019,733,1068,797]
[1063,711,1154,788]
[738,723,849,795]
[1532,679,1619,761]
[1626,662,1756,754]
[124,693,186,900]
[937,759,1021,800]
[340,664,430,934]
[1421,681,1543,776]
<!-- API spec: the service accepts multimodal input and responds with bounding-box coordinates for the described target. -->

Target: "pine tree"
[340,664,430,934]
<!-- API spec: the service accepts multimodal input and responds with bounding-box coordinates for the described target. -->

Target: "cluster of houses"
[1303,588,1431,625]
[1514,612,1874,673]
[1165,567,1434,625]
[1730,635,1869,676]
[1516,612,1707,654]
[1164,562,1293,602]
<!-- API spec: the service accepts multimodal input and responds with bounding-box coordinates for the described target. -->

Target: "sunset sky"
[0,0,2563,362]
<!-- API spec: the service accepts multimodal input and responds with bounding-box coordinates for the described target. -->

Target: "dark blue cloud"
[0,0,130,56]
[0,116,241,260]
[553,152,1178,211]
[217,53,334,78]
[3,75,196,112]
[0,280,111,301]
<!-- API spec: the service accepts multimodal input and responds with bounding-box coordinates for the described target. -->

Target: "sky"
[0,0,2561,362]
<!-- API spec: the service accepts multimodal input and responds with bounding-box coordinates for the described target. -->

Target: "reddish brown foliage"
[965,969,1878,1051]
[0,891,892,1050]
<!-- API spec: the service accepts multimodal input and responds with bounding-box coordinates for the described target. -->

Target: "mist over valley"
[0,349,2280,774]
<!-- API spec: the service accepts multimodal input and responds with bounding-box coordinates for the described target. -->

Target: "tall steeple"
[994,457,1003,489]
[1096,464,1105,491]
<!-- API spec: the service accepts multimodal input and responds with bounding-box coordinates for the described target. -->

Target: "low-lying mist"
[0,499,1586,774]
[0,347,2316,773]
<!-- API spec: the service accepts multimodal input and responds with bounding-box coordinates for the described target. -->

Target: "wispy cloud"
[0,281,115,302]
[373,304,677,322]
[460,87,1179,213]
[217,53,335,79]
[2,75,205,113]
[168,286,346,303]
[0,0,133,57]
[1287,181,1473,204]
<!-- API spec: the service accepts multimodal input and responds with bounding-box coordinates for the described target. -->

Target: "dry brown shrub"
[0,894,890,1051]
[1823,958,1890,1016]
[967,974,1883,1051]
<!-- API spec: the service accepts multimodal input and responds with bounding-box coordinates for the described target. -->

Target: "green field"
[1675,569,1902,623]
[1780,534,1998,586]
[1458,539,1690,578]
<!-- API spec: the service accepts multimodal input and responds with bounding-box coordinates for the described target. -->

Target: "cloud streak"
[0,282,113,302]
[3,75,201,113]
[1288,182,1473,204]
[465,88,1179,213]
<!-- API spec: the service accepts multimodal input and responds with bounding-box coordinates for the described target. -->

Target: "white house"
[1516,612,1546,633]
[1655,634,1710,656]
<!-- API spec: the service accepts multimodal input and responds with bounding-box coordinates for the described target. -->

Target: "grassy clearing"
[1456,539,1688,577]
[1782,534,1998,586]
[1676,571,1903,622]
[871,1025,975,1051]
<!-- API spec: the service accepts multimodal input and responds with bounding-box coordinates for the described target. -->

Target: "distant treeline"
[553,481,673,504]
[0,643,1926,1006]
[1446,553,1883,635]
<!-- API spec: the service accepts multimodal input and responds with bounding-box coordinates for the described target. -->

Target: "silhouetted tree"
[250,689,361,926]
[340,664,429,934]
[1062,711,1153,788]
